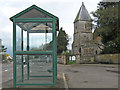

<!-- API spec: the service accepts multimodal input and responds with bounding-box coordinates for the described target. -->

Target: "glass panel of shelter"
[16,55,53,84]
[15,21,53,84]
[16,22,53,51]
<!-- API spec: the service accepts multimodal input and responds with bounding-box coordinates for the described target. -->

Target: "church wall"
[72,20,94,55]
[79,33,93,43]
[74,21,86,33]
[72,2,102,63]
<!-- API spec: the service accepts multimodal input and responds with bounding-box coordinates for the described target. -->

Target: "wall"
[95,54,120,64]
[57,55,66,64]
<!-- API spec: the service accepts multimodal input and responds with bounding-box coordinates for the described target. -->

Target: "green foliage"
[57,27,69,54]
[92,1,119,54]
[1,45,7,52]
[31,42,52,51]
[68,61,76,64]
[65,50,71,55]
[46,41,52,50]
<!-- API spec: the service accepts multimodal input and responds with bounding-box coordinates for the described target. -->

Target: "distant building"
[0,39,7,60]
[72,2,103,63]
[0,39,2,61]
[0,39,2,52]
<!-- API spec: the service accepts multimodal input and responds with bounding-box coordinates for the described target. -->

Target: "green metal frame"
[15,51,52,55]
[15,18,53,22]
[27,31,30,80]
[10,5,58,88]
[52,17,57,87]
[16,83,54,86]
[30,76,53,78]
[13,18,16,87]
[21,29,24,82]
[10,5,58,21]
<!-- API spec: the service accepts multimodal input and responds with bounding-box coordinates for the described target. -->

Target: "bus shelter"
[10,5,59,87]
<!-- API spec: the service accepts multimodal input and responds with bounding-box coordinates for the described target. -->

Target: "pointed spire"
[74,2,91,23]
[82,2,84,5]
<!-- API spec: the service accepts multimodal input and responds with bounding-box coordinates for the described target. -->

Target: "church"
[72,2,102,63]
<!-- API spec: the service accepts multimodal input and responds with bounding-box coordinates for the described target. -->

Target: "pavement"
[1,61,68,89]
[1,73,67,89]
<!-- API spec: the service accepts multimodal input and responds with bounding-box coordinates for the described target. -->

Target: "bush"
[68,61,76,64]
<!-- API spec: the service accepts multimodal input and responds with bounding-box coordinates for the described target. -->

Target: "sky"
[0,0,101,57]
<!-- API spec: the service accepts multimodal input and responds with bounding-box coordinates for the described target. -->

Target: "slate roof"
[74,2,91,22]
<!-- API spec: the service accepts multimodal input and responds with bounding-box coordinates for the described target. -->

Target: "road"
[1,62,13,88]
[1,61,119,88]
[57,64,118,88]
[0,62,2,89]
[2,62,13,83]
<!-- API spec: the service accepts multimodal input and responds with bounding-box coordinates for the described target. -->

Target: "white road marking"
[5,70,8,72]
[63,73,68,89]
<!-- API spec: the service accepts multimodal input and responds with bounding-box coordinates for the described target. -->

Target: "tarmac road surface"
[57,64,118,88]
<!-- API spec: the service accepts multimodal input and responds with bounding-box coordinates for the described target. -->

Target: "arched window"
[79,48,81,53]
[84,24,87,30]
[96,51,97,54]
[86,49,88,55]
[76,26,77,29]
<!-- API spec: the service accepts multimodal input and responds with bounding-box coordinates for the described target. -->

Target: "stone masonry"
[72,2,101,63]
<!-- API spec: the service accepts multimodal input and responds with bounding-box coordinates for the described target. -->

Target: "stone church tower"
[72,2,96,63]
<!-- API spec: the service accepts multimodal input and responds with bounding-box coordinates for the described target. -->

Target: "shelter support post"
[21,29,24,82]
[27,31,30,80]
[52,17,57,87]
[13,19,16,88]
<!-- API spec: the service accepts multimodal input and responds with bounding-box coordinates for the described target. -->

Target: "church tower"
[72,2,95,62]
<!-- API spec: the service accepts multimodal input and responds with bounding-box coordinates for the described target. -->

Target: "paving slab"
[1,73,67,89]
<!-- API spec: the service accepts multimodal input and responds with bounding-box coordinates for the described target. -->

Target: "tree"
[1,45,7,52]
[92,1,120,54]
[57,27,69,54]
[31,42,52,51]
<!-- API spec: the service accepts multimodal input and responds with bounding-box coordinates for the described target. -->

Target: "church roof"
[74,2,91,22]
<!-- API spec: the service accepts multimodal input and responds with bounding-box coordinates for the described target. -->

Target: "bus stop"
[10,5,59,87]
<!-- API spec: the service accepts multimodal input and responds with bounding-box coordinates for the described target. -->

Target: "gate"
[66,55,76,64]
[10,5,59,87]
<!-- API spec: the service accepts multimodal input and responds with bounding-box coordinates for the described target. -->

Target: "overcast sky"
[0,0,101,56]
